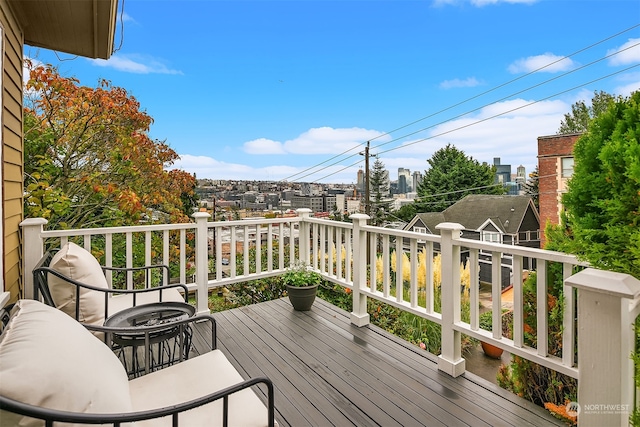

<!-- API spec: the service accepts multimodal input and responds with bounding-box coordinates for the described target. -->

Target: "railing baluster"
[410,239,418,308]
[425,241,434,314]
[395,238,403,303]
[162,230,169,286]
[383,235,390,298]
[278,223,284,270]
[469,248,478,329]
[562,262,575,367]
[512,255,524,347]
[105,233,113,288]
[126,232,133,289]
[230,225,237,277]
[180,229,186,284]
[491,250,502,340]
[255,224,262,275]
[145,231,152,288]
[537,259,548,357]
[267,223,273,272]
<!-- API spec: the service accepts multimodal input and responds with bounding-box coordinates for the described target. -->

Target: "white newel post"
[436,222,466,377]
[565,268,640,427]
[349,213,370,327]
[296,209,312,265]
[192,212,211,315]
[20,218,48,300]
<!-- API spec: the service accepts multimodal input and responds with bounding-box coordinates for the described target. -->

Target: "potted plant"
[282,263,322,311]
[479,310,504,359]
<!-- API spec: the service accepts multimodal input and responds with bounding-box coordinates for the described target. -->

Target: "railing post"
[349,213,370,327]
[565,268,640,427]
[20,218,48,300]
[436,222,466,377]
[192,211,211,315]
[296,209,312,265]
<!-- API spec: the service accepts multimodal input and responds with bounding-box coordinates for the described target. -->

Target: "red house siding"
[537,133,581,246]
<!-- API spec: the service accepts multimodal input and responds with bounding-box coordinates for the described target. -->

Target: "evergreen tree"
[557,90,615,134]
[523,166,539,210]
[547,91,640,278]
[415,144,503,213]
[369,157,391,226]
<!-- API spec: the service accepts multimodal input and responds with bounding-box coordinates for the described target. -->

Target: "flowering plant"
[281,262,321,287]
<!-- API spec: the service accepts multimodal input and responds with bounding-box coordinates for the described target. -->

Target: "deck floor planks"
[214,308,333,426]
[244,303,444,426]
[247,298,471,427]
[307,299,561,427]
[189,298,565,427]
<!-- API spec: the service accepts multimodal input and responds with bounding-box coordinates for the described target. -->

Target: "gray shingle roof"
[407,195,535,235]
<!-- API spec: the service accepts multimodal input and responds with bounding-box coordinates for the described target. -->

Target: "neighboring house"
[537,133,581,246]
[405,194,540,288]
[1,0,118,304]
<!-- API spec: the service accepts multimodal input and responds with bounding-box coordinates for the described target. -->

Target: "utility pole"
[364,141,371,219]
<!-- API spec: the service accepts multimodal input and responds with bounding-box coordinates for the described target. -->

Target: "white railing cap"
[565,267,640,299]
[435,222,464,231]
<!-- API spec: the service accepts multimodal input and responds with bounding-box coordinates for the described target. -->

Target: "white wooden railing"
[21,209,640,427]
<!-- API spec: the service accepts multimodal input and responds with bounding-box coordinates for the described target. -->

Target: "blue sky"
[26,0,640,184]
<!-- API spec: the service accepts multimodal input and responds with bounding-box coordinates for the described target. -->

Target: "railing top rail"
[361,224,442,243]
[457,237,589,265]
[304,217,354,230]
[40,222,197,238]
[207,217,301,227]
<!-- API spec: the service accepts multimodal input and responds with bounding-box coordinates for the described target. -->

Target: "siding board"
[1,0,24,301]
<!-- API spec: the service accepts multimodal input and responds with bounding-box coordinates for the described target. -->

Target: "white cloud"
[173,154,360,183]
[380,97,569,176]
[89,54,183,75]
[176,100,577,184]
[243,138,286,155]
[439,77,482,89]
[508,53,576,74]
[607,38,640,66]
[121,12,136,23]
[243,127,389,156]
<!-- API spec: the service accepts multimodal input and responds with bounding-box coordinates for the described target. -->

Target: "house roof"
[406,195,537,235]
[10,0,118,59]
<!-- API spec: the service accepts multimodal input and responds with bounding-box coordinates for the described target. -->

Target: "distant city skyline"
[29,0,640,184]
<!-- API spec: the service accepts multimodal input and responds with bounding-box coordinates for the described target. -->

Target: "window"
[482,231,501,243]
[561,157,574,178]
[414,227,427,234]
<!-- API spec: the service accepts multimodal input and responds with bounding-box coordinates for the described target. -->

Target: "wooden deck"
[190,298,564,427]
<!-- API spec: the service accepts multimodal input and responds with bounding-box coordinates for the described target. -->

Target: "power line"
[306,63,639,183]
[371,40,640,153]
[284,24,639,183]
[366,23,640,145]
[375,64,640,157]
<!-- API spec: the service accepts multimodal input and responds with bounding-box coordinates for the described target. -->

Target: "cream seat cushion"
[0,300,133,427]
[130,349,271,427]
[48,241,110,325]
[48,242,185,326]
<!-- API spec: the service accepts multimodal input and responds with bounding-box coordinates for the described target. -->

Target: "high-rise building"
[515,165,526,191]
[412,171,423,192]
[398,168,411,193]
[357,169,365,192]
[493,158,511,184]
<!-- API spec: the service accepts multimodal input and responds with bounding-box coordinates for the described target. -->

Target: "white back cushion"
[48,242,109,325]
[0,300,132,426]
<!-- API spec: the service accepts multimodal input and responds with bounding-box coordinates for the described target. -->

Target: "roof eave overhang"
[11,0,118,60]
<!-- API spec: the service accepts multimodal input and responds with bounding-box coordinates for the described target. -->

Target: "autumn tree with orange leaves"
[24,61,197,229]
